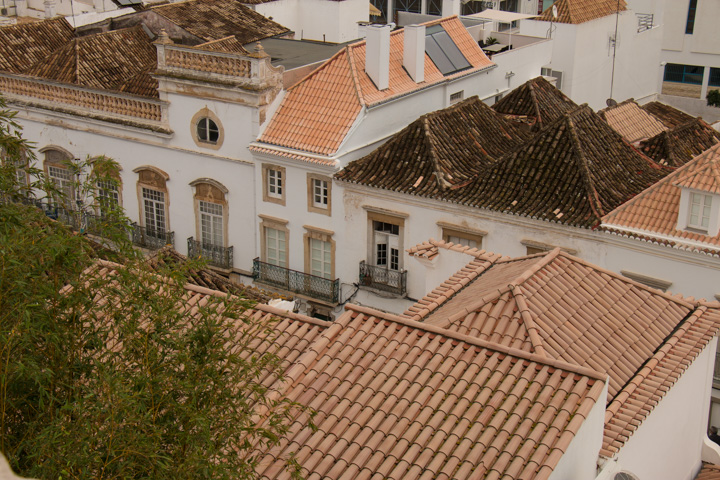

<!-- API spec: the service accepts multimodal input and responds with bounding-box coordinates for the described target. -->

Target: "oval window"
[197,117,219,144]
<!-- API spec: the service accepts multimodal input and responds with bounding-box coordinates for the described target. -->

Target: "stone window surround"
[303,225,336,280]
[437,221,486,248]
[133,165,170,232]
[259,214,289,267]
[190,107,224,150]
[364,206,408,270]
[190,178,229,248]
[521,239,577,256]
[262,163,286,206]
[307,173,332,216]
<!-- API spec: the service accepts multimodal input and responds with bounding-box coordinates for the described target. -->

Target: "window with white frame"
[48,165,75,205]
[688,192,712,230]
[96,180,120,217]
[307,174,332,215]
[262,164,285,205]
[268,169,282,197]
[309,237,332,279]
[199,200,224,247]
[142,187,166,237]
[265,226,287,267]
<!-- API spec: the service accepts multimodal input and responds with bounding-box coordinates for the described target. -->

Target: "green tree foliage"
[707,89,720,108]
[0,97,309,479]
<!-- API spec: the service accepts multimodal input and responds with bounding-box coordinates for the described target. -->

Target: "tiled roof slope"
[254,304,606,480]
[0,17,75,74]
[335,97,531,195]
[536,0,627,24]
[24,26,157,94]
[639,118,720,167]
[641,101,695,128]
[598,99,667,143]
[197,35,250,53]
[492,76,578,130]
[258,16,495,156]
[151,0,290,44]
[601,142,720,249]
[697,463,720,480]
[405,243,720,457]
[450,104,669,227]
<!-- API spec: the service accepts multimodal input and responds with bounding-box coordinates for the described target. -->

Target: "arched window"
[134,166,170,241]
[41,147,75,208]
[191,179,228,248]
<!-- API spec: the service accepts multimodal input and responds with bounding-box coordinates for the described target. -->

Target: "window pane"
[143,187,166,236]
[266,228,286,267]
[199,200,223,246]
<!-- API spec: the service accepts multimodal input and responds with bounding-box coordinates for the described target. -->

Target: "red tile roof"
[697,463,720,480]
[641,101,695,129]
[601,142,720,249]
[405,243,720,458]
[639,118,720,167]
[0,17,75,74]
[598,99,667,143]
[335,96,531,195]
[536,0,627,24]
[253,303,606,480]
[258,16,495,156]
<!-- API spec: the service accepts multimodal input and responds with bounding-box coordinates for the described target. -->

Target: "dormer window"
[688,192,712,230]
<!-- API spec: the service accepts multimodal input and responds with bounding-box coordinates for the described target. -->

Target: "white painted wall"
[549,380,608,480]
[613,339,718,480]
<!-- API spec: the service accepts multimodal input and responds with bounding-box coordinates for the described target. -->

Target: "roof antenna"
[609,0,620,101]
[546,5,557,39]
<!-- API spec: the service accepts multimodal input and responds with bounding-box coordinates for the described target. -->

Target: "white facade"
[251,0,369,43]
[520,7,662,109]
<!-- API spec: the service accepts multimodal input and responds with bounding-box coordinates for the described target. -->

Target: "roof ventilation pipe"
[365,24,391,91]
[403,24,425,83]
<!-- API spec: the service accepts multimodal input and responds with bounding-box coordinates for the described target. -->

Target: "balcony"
[187,237,233,270]
[359,261,407,296]
[253,258,339,304]
[130,223,174,250]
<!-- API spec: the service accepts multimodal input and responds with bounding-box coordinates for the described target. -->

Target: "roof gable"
[257,16,495,156]
[335,96,531,194]
[0,17,75,74]
[150,0,290,44]
[23,26,157,93]
[536,0,627,24]
[598,99,667,143]
[449,105,668,227]
[492,76,578,129]
[602,142,720,247]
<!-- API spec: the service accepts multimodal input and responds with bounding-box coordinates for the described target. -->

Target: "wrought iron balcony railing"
[130,223,174,250]
[359,261,407,296]
[187,237,233,270]
[253,258,339,304]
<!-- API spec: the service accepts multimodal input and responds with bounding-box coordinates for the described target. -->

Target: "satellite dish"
[552,5,558,18]
[606,98,617,107]
[614,472,640,480]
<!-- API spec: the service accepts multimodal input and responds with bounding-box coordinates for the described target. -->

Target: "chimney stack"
[365,24,391,91]
[442,0,460,17]
[403,24,425,83]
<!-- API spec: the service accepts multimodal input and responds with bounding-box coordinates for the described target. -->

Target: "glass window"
[142,187,166,237]
[685,0,697,34]
[312,178,328,208]
[688,192,712,230]
[664,63,704,85]
[97,180,119,217]
[710,68,720,88]
[265,227,287,267]
[197,118,219,144]
[268,169,282,198]
[48,165,74,205]
[310,238,332,279]
[199,200,223,247]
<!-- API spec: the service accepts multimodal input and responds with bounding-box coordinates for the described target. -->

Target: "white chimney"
[403,24,425,83]
[442,0,460,17]
[365,24,391,91]
[43,0,55,18]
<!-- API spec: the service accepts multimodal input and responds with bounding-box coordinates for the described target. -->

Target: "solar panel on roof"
[425,27,471,76]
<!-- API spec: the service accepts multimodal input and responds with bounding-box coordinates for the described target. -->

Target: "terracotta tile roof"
[150,0,291,44]
[536,0,627,24]
[0,17,75,75]
[146,246,279,302]
[405,238,492,261]
[598,99,667,143]
[258,16,495,156]
[404,244,720,457]
[23,26,157,94]
[603,302,720,456]
[639,118,720,167]
[335,96,531,195]
[641,101,696,128]
[253,303,606,480]
[248,145,338,166]
[601,142,720,248]
[117,67,160,98]
[196,35,251,53]
[697,463,720,480]
[492,76,578,130]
